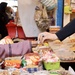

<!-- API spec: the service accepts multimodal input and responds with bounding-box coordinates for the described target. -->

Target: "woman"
[0,2,9,39]
[6,6,14,21]
[38,19,75,43]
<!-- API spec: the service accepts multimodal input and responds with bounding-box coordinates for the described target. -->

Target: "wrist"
[52,34,58,40]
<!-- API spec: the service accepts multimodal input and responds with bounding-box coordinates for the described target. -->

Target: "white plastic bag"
[68,66,75,75]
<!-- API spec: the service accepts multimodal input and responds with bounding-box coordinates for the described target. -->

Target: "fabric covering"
[0,40,32,59]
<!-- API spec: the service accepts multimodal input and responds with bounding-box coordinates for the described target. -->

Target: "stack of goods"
[54,48,75,61]
[4,56,22,69]
[40,50,60,70]
[70,43,75,51]
[0,68,33,75]
[4,53,41,73]
[48,38,75,61]
[32,41,50,53]
[0,68,72,75]
[0,53,73,75]
[24,53,40,66]
[49,40,64,50]
[22,53,41,73]
[65,38,75,51]
[34,1,51,31]
[32,41,60,70]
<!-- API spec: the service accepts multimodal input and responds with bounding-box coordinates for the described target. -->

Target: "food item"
[4,57,21,68]
[52,40,63,45]
[0,70,10,75]
[25,53,40,66]
[55,49,75,61]
[0,36,13,44]
[11,70,20,75]
[41,51,60,70]
[70,44,75,51]
[38,47,52,57]
[49,26,60,33]
[67,38,75,43]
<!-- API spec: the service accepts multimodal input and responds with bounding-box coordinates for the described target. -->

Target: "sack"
[0,40,31,59]
[34,2,51,31]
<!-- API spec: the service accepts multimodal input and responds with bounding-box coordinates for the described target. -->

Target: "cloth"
[56,19,75,41]
[0,2,9,38]
[0,40,32,59]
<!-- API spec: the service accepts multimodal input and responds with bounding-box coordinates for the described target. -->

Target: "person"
[38,19,75,43]
[6,6,14,22]
[0,2,10,39]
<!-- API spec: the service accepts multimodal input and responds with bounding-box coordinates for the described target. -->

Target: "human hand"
[38,32,58,43]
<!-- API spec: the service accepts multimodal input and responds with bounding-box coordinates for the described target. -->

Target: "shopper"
[38,19,75,43]
[6,6,14,22]
[0,2,9,39]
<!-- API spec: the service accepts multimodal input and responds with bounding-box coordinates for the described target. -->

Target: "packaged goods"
[24,53,40,66]
[4,57,21,69]
[41,51,60,70]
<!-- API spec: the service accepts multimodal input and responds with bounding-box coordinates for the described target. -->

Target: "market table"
[48,39,75,71]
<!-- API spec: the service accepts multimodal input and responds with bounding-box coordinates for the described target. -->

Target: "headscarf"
[0,2,7,12]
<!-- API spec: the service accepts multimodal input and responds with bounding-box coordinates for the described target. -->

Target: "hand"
[38,32,58,43]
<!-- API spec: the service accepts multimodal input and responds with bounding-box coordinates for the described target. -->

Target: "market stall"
[0,0,75,75]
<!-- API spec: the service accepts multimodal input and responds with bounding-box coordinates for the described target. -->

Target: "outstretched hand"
[38,32,58,43]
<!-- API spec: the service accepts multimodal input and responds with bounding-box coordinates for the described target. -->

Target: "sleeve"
[56,19,75,41]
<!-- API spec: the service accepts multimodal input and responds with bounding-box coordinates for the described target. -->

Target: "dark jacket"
[0,2,9,39]
[56,19,75,41]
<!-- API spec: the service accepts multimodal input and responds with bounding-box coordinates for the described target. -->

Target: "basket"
[43,61,60,70]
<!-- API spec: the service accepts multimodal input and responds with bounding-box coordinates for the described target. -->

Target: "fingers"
[38,33,46,44]
[38,33,43,43]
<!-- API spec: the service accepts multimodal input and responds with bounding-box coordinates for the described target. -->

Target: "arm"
[56,19,75,41]
[38,19,75,43]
